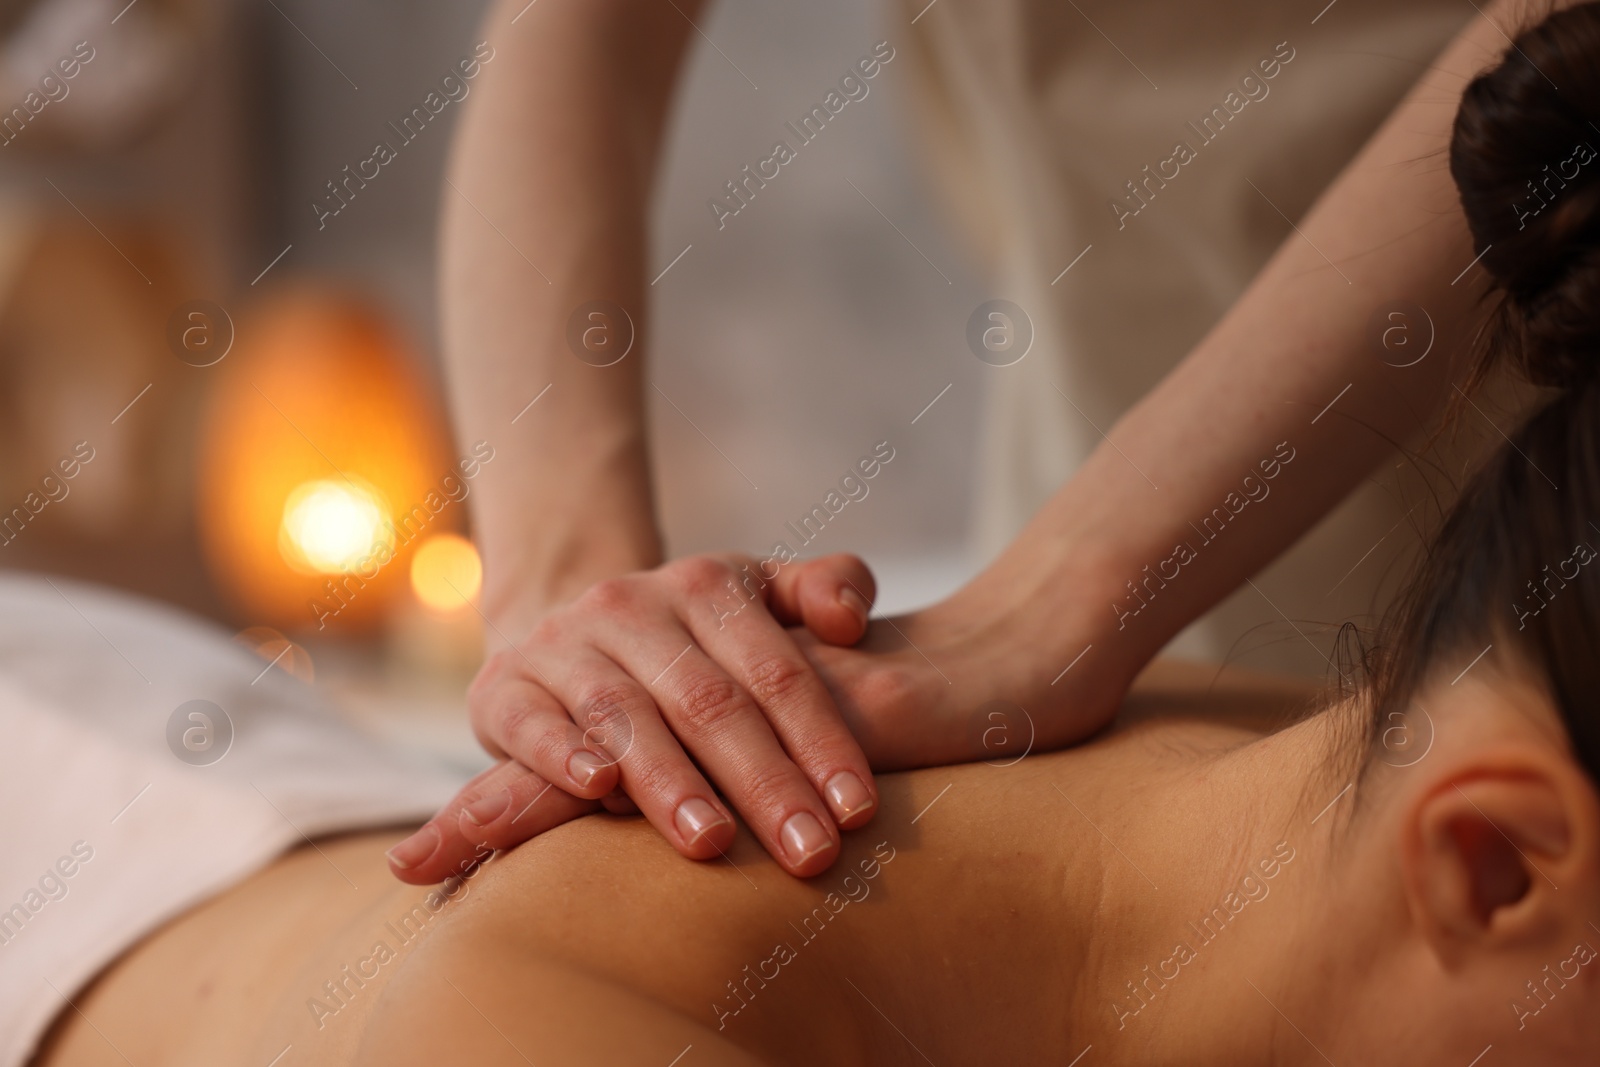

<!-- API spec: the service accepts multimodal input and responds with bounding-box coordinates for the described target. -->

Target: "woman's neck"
[676,699,1354,1066]
[1045,704,1354,1064]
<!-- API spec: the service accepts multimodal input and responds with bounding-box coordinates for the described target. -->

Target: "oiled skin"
[33,661,1315,1067]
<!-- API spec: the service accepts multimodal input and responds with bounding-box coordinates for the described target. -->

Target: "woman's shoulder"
[355,817,858,1067]
[1118,657,1322,734]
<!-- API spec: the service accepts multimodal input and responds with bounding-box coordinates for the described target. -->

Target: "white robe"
[899,0,1474,670]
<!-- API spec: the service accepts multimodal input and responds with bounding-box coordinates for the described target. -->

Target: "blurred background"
[0,0,990,752]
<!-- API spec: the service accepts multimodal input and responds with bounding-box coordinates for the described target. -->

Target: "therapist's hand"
[386,757,601,887]
[789,575,1137,775]
[389,552,882,883]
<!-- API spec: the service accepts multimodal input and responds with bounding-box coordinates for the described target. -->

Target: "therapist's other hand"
[792,578,1136,774]
[391,552,881,884]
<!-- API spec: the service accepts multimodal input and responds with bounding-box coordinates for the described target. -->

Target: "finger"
[766,553,875,645]
[652,644,850,873]
[456,763,593,851]
[387,760,597,885]
[653,556,878,831]
[467,662,620,800]
[685,579,879,832]
[547,647,741,862]
[583,597,847,875]
[600,789,640,815]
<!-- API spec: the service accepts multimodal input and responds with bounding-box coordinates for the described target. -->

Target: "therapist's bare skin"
[32,662,1600,1066]
[428,0,887,876]
[428,0,1559,874]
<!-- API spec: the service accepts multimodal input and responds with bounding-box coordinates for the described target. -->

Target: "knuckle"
[731,760,798,818]
[473,649,519,689]
[466,670,497,709]
[863,665,920,715]
[580,577,635,613]
[535,730,580,772]
[669,556,732,596]
[470,727,505,759]
[527,616,566,646]
[672,674,746,732]
[492,700,540,749]
[577,691,638,759]
[466,700,507,755]
[619,755,679,801]
[577,682,641,732]
[742,653,812,709]
[505,712,572,770]
[848,665,922,743]
[500,768,549,808]
[456,782,500,813]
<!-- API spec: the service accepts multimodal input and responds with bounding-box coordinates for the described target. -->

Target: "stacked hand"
[386,551,1128,883]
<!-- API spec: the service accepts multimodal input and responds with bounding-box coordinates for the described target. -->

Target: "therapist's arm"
[428,0,884,881]
[800,0,1522,765]
[439,0,679,627]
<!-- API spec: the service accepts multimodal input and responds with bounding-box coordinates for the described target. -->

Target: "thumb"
[767,553,875,645]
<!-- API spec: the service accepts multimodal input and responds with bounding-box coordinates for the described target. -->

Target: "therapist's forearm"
[976,0,1528,676]
[440,0,702,633]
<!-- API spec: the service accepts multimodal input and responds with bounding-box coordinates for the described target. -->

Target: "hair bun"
[1450,2,1600,389]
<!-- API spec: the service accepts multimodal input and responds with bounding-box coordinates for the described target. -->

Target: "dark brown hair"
[1361,2,1600,784]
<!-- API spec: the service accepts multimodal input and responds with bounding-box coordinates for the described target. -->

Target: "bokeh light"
[279,479,392,574]
[410,533,482,612]
[232,627,315,684]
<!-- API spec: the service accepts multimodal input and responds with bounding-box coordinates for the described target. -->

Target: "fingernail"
[462,791,511,826]
[839,586,870,622]
[568,750,607,789]
[824,771,875,823]
[674,797,729,846]
[386,824,441,869]
[780,811,833,867]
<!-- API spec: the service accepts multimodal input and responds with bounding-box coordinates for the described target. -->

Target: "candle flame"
[279,479,392,574]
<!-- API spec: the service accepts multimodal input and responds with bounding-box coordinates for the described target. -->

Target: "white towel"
[0,572,469,1067]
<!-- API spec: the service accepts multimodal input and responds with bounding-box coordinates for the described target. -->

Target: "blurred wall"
[0,0,255,616]
[266,0,988,613]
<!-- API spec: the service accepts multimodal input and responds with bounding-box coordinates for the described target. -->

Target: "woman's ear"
[1401,746,1598,966]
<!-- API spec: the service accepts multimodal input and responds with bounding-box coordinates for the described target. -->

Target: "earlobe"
[1403,752,1593,966]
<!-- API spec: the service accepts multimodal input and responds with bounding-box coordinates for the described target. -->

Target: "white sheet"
[0,572,468,1067]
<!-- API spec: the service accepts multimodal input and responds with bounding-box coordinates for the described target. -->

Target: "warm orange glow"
[279,478,393,574]
[196,290,454,633]
[410,533,482,612]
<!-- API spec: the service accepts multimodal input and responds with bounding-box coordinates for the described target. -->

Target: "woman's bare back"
[32,661,1312,1067]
